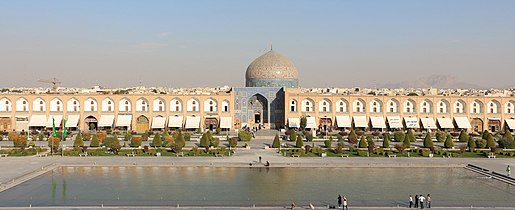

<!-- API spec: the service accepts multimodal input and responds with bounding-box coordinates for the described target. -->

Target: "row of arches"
[0,97,230,113]
[289,98,515,114]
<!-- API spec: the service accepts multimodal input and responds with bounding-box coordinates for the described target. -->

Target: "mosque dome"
[245,50,299,88]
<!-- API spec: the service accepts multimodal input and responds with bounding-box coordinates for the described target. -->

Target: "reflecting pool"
[0,166,514,207]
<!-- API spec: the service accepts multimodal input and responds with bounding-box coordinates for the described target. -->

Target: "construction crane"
[38,78,62,93]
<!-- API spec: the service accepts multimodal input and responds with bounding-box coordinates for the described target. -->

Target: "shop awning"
[98,115,115,127]
[65,115,80,128]
[185,116,200,129]
[420,118,437,129]
[437,117,454,129]
[116,115,132,127]
[505,119,515,130]
[454,117,472,129]
[353,116,368,128]
[168,116,184,128]
[335,116,352,128]
[46,115,63,127]
[386,116,403,129]
[151,116,166,129]
[306,117,316,129]
[404,117,419,128]
[288,118,300,128]
[220,117,232,129]
[28,115,47,127]
[370,116,386,129]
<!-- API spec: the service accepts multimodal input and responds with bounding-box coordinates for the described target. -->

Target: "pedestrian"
[337,194,342,208]
[343,195,348,210]
[507,165,511,176]
[291,202,296,210]
[409,195,413,208]
[426,194,431,208]
[309,202,315,210]
[419,195,425,209]
[414,195,419,208]
[259,156,262,163]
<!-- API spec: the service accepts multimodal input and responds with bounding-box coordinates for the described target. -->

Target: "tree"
[131,137,142,147]
[48,136,59,153]
[152,133,162,147]
[444,134,454,148]
[141,133,149,141]
[393,131,405,142]
[403,133,411,148]
[296,134,304,148]
[482,130,490,140]
[162,130,170,139]
[486,133,496,149]
[171,132,185,153]
[458,130,469,142]
[238,131,253,142]
[73,133,84,147]
[210,137,220,147]
[13,136,27,149]
[504,131,514,142]
[382,133,390,148]
[366,135,375,152]
[406,129,416,142]
[200,132,210,148]
[498,133,515,149]
[289,129,297,141]
[90,135,100,147]
[358,136,368,148]
[348,129,358,144]
[272,134,280,148]
[324,136,333,149]
[306,132,314,142]
[103,136,121,154]
[300,116,307,130]
[423,133,433,148]
[468,136,476,151]
[435,131,446,142]
[229,137,238,147]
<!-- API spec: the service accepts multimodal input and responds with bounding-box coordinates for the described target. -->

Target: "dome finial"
[270,43,273,51]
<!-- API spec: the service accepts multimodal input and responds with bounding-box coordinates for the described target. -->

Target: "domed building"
[245,50,299,88]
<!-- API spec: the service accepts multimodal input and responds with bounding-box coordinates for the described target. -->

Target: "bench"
[0,154,8,157]
[176,152,184,157]
[79,153,88,157]
[215,154,224,157]
[292,154,300,157]
[126,153,135,157]
[488,153,497,158]
[37,153,47,157]
[388,154,397,158]
[341,154,349,158]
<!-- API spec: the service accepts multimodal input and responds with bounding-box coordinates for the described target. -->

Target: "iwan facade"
[0,50,515,133]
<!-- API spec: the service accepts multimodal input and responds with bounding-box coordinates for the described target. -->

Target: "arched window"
[16,98,28,112]
[386,99,399,113]
[301,99,314,112]
[204,98,217,112]
[369,99,381,113]
[318,99,331,113]
[290,100,297,112]
[353,100,365,113]
[33,98,46,112]
[336,99,348,113]
[470,100,482,114]
[222,100,230,112]
[170,98,182,112]
[404,100,415,113]
[187,98,200,112]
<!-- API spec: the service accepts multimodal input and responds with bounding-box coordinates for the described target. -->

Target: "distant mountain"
[380,74,482,89]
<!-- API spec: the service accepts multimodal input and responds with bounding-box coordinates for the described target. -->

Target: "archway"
[248,94,268,126]
[136,115,149,133]
[488,119,501,132]
[319,117,332,132]
[471,118,483,132]
[84,116,98,131]
[205,117,219,131]
[0,117,11,131]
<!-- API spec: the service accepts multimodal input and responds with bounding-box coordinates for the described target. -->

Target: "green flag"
[52,117,56,137]
[63,119,67,140]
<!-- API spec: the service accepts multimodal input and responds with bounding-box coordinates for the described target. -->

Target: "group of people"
[337,194,348,209]
[409,194,431,209]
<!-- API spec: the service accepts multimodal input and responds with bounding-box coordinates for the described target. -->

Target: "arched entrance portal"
[248,94,268,127]
[488,119,501,132]
[136,115,149,132]
[84,116,98,131]
[471,118,483,132]
[205,117,219,131]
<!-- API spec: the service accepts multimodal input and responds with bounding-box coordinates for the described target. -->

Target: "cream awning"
[404,117,419,128]
[288,118,300,128]
[98,115,115,127]
[220,117,232,129]
[353,116,367,128]
[185,116,200,129]
[420,118,437,129]
[168,116,183,128]
[454,117,472,129]
[437,117,454,129]
[28,115,47,127]
[505,119,515,130]
[151,116,166,129]
[386,116,403,129]
[335,116,352,128]
[116,115,132,127]
[370,116,386,129]
[306,117,316,129]
[65,115,80,128]
[46,115,63,128]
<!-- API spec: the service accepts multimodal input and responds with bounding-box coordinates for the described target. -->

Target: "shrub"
[124,133,132,141]
[13,136,27,148]
[183,133,191,141]
[238,131,253,142]
[406,129,416,142]
[289,129,297,141]
[486,133,496,149]
[152,133,162,147]
[423,133,433,148]
[444,134,454,148]
[82,133,92,141]
[96,132,107,140]
[383,133,390,148]
[335,142,344,154]
[90,135,100,147]
[504,132,514,142]
[215,127,221,134]
[394,143,406,153]
[482,130,490,140]
[300,116,307,130]
[8,132,19,141]
[73,133,84,147]
[171,132,186,153]
[296,134,304,148]
[459,130,469,142]
[272,134,280,148]
[131,137,142,147]
[367,136,375,153]
[435,131,446,142]
[348,130,358,144]
[468,136,476,151]
[48,136,60,152]
[103,137,121,154]
[475,139,487,148]
[403,133,411,148]
[229,137,238,147]
[324,139,332,149]
[393,131,405,142]
[200,133,210,148]
[358,136,368,148]
[141,133,149,141]
[306,133,314,142]
[498,136,515,149]
[210,137,220,147]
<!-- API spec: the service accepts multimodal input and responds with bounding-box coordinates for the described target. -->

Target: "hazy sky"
[0,0,514,88]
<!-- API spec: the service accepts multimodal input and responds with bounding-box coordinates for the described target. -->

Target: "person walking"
[343,195,348,210]
[419,195,425,209]
[414,195,419,208]
[409,195,413,208]
[337,194,342,208]
[426,194,431,208]
[507,165,511,176]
